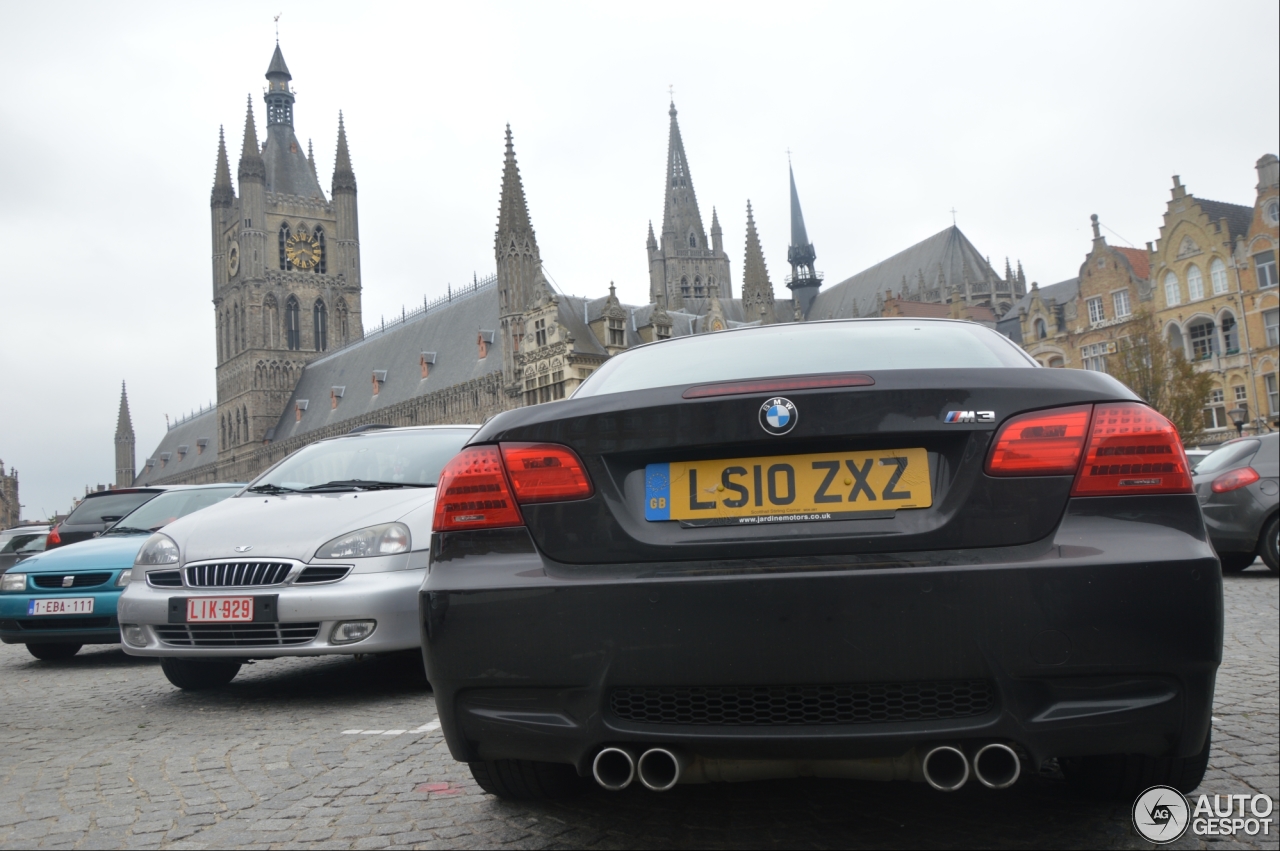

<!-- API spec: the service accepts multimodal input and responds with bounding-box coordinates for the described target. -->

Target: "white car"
[118,425,475,690]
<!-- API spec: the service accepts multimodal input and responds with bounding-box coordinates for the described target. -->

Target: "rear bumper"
[423,496,1223,773]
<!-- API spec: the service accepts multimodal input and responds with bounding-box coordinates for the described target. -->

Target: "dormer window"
[1034,318,1047,340]
[478,330,495,359]
[420,352,436,379]
[176,445,189,461]
[295,399,309,422]
[608,316,625,347]
[535,318,547,347]
[196,439,208,455]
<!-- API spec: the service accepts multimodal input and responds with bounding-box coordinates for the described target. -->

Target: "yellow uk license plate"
[644,448,931,526]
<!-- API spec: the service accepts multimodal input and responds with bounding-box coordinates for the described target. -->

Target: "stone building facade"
[0,462,18,529]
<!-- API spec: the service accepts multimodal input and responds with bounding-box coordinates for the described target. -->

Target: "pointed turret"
[211,126,234,207]
[266,43,292,81]
[114,382,136,488]
[494,124,542,393]
[661,100,709,251]
[785,161,821,319]
[646,220,658,250]
[741,201,777,324]
[238,96,265,182]
[332,112,357,194]
[307,138,317,178]
[710,206,724,254]
[496,124,532,235]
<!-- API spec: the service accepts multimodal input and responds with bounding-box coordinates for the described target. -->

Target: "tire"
[1062,728,1211,801]
[159,657,241,690]
[1260,514,1279,573]
[468,759,582,801]
[1218,552,1256,573]
[26,643,81,661]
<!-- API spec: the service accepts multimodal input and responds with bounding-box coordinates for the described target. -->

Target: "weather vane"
[950,207,957,226]
[668,84,674,102]
[274,12,281,43]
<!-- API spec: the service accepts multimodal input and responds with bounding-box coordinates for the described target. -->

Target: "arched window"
[242,406,249,443]
[680,277,690,296]
[1221,312,1238,352]
[1034,318,1047,339]
[1188,318,1217,360]
[313,299,328,351]
[335,298,349,344]
[278,224,292,270]
[1187,265,1204,300]
[694,276,703,297]
[220,415,226,450]
[1164,271,1181,306]
[1210,258,1228,294]
[1167,324,1186,358]
[1047,356,1065,368]
[313,226,326,274]
[285,296,301,350]
[689,233,697,248]
[262,295,279,349]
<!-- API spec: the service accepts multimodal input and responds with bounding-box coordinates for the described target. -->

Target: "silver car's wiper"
[246,483,299,494]
[102,526,152,536]
[299,480,434,492]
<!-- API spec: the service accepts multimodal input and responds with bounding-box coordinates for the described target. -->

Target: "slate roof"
[264,125,325,200]
[996,277,1080,344]
[1196,199,1253,242]
[808,226,1006,320]
[271,279,503,441]
[1114,246,1150,279]
[134,408,218,485]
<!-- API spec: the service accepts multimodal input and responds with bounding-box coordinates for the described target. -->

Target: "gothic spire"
[266,43,292,81]
[115,382,134,439]
[646,220,657,250]
[332,111,356,194]
[789,163,812,250]
[211,126,234,207]
[785,160,820,319]
[710,206,722,237]
[237,96,265,181]
[742,201,776,324]
[307,138,316,178]
[497,124,534,236]
[661,100,708,247]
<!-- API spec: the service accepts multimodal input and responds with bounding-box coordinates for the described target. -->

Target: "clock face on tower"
[227,241,240,277]
[285,231,321,270]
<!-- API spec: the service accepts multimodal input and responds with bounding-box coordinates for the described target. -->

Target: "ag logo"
[759,397,797,436]
[1132,785,1190,844]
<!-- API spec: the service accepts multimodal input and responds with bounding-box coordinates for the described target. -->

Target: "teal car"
[1,484,242,660]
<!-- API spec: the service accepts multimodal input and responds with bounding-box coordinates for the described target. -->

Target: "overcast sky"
[1,1,1277,521]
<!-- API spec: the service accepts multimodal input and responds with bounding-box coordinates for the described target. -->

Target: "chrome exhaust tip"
[922,745,969,791]
[973,743,1021,789]
[637,747,686,792]
[591,747,636,791]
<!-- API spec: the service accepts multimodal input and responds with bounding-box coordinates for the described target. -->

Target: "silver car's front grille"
[184,561,293,588]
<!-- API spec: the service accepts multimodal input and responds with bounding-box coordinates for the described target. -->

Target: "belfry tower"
[209,43,363,469]
[785,161,822,318]
[114,382,136,487]
[647,99,731,310]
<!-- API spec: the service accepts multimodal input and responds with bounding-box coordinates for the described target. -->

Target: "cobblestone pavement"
[0,567,1275,850]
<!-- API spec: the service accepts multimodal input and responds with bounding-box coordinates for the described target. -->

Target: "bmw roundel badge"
[759,397,797,435]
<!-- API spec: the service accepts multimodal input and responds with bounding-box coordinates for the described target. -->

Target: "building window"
[1233,385,1248,403]
[607,316,625,347]
[534,318,547,347]
[655,323,671,340]
[1265,309,1279,347]
[1210,258,1228,294]
[1188,319,1216,360]
[313,227,326,274]
[689,233,697,248]
[335,298,350,344]
[1034,317,1047,339]
[1266,372,1279,415]
[1221,313,1238,353]
[1255,250,1277,289]
[1047,356,1064,368]
[278,224,292,271]
[285,296,301,350]
[1081,342,1108,372]
[1164,271,1181,306]
[1203,387,1227,430]
[1187,264,1204,300]
[313,299,327,351]
[1087,297,1105,324]
[680,277,689,296]
[1113,290,1131,318]
[694,276,703,298]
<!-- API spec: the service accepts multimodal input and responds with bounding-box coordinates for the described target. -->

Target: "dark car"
[0,528,51,573]
[1192,432,1279,573]
[46,489,167,550]
[422,318,1221,803]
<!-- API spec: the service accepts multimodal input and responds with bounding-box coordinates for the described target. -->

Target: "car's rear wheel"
[1062,728,1211,800]
[468,759,582,800]
[1260,515,1279,573]
[159,658,241,690]
[26,643,81,661]
[1218,552,1257,573]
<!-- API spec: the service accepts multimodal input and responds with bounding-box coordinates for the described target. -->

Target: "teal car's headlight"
[315,523,410,559]
[135,534,180,566]
[1,573,26,592]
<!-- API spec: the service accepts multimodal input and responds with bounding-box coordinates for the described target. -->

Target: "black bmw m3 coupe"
[421,318,1222,802]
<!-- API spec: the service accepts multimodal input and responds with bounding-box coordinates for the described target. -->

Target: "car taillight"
[1071,403,1192,496]
[985,406,1092,476]
[1211,466,1260,493]
[499,443,593,503]
[433,446,523,532]
[46,525,62,548]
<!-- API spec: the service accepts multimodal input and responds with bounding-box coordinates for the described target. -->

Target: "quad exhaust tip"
[592,747,636,791]
[922,745,970,792]
[973,743,1021,789]
[637,748,686,792]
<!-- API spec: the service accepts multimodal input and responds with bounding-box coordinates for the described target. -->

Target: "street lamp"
[1228,404,1248,437]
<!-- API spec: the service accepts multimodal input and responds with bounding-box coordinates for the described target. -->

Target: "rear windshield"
[573,320,1034,398]
[64,492,160,525]
[0,533,46,554]
[108,487,241,534]
[254,429,474,491]
[1194,439,1259,476]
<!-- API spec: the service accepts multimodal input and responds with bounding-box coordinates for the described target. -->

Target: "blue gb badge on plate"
[644,463,671,520]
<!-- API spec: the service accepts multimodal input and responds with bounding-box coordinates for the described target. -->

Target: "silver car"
[118,425,475,689]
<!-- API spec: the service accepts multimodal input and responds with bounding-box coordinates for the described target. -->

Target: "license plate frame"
[185,596,254,622]
[28,598,94,616]
[644,447,932,526]
[168,595,278,624]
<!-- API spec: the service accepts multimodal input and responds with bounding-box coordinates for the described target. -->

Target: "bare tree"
[1106,308,1214,446]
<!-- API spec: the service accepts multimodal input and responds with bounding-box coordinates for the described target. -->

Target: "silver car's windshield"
[104,487,241,535]
[251,429,474,492]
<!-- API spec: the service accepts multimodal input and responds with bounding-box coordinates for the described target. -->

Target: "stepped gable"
[809,226,1003,320]
[996,277,1080,343]
[134,408,219,486]
[273,280,503,441]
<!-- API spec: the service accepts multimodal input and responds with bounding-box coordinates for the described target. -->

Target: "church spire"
[661,99,708,248]
[742,201,777,324]
[494,124,542,393]
[264,44,295,128]
[211,126,234,207]
[307,138,316,178]
[785,160,821,319]
[497,124,534,236]
[237,96,265,182]
[332,111,357,194]
[114,382,136,488]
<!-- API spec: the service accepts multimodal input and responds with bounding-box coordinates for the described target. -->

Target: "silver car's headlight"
[315,523,410,559]
[136,533,180,566]
[1,573,27,592]
[115,569,133,586]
